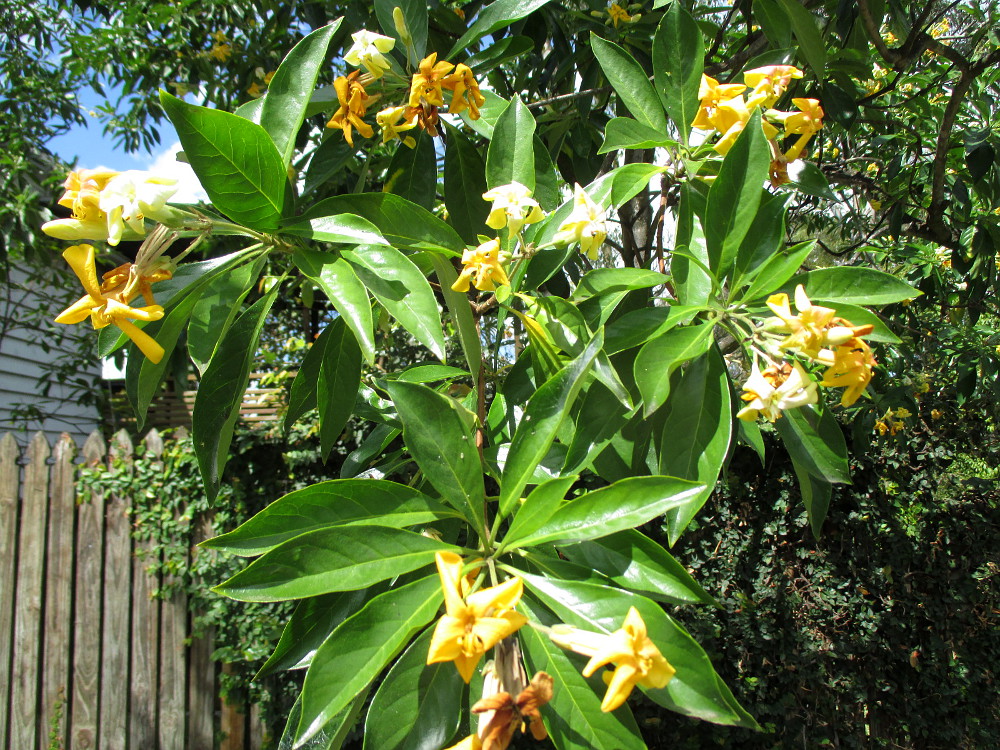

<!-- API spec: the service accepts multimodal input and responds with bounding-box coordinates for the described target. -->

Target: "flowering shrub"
[45,6,920,749]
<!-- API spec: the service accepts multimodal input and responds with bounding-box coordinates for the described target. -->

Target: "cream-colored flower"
[554,184,607,260]
[452,239,511,293]
[482,182,544,235]
[344,29,396,78]
[98,171,179,246]
[736,360,819,422]
[376,106,418,147]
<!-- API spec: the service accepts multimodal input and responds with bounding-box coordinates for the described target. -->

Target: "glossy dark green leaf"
[775,404,851,484]
[502,475,577,550]
[754,0,792,47]
[591,34,666,132]
[260,21,340,167]
[341,424,401,479]
[214,526,455,602]
[193,288,277,500]
[777,0,827,75]
[384,131,437,210]
[572,268,667,300]
[303,135,355,196]
[284,324,326,431]
[429,254,482,377]
[301,194,464,252]
[160,91,289,230]
[653,2,704,141]
[739,241,814,303]
[599,117,675,153]
[375,0,428,60]
[610,164,668,207]
[783,267,921,306]
[293,249,376,364]
[203,479,453,555]
[343,245,447,360]
[673,184,712,306]
[257,589,376,678]
[187,258,261,375]
[396,365,470,383]
[297,576,443,745]
[658,350,733,542]
[732,191,790,285]
[464,35,533,73]
[562,382,630,473]
[278,689,369,750]
[443,123,489,245]
[561,530,715,606]
[790,160,837,199]
[634,323,714,417]
[792,457,833,540]
[604,306,698,355]
[705,115,770,279]
[316,318,363,460]
[282,213,390,246]
[362,628,463,750]
[504,476,703,549]
[385,380,485,533]
[486,95,536,191]
[824,303,901,343]
[519,597,646,750]
[498,331,603,517]
[519,575,759,728]
[447,0,555,58]
[533,136,560,210]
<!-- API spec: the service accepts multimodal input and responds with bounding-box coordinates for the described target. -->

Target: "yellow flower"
[743,65,803,109]
[550,607,674,712]
[482,182,544,236]
[343,29,396,78]
[247,81,264,98]
[376,106,418,148]
[444,736,482,750]
[764,285,838,359]
[443,63,486,119]
[780,98,824,161]
[426,552,527,682]
[409,53,455,109]
[894,407,912,419]
[736,361,818,422]
[606,3,635,28]
[452,239,511,293]
[710,96,778,155]
[820,337,876,406]
[691,74,747,131]
[54,244,166,363]
[931,409,943,420]
[209,42,232,62]
[554,184,607,260]
[263,70,276,85]
[471,670,553,750]
[326,72,375,147]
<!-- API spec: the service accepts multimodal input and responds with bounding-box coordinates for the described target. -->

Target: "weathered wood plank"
[187,514,216,750]
[99,430,133,750]
[249,702,264,750]
[220,662,246,750]
[42,434,77,747]
[11,432,51,750]
[128,430,163,749]
[71,431,106,750]
[0,433,22,748]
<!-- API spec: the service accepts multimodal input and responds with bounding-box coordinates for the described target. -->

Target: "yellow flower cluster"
[739,285,878,421]
[875,407,911,436]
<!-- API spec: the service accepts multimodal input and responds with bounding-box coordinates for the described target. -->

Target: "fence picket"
[42,434,77,748]
[71,431,106,750]
[99,430,133,750]
[0,433,21,748]
[187,513,216,750]
[129,430,163,749]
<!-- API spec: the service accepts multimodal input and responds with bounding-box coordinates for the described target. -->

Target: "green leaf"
[159,91,289,230]
[502,475,577,550]
[385,381,485,532]
[604,305,698,355]
[343,245,447,360]
[258,589,377,678]
[396,365,471,383]
[486,95,536,191]
[634,323,715,417]
[591,34,666,132]
[260,21,341,168]
[705,115,770,278]
[303,135,355,196]
[519,597,647,750]
[375,0,428,60]
[214,526,455,602]
[301,193,464,253]
[599,117,675,153]
[572,268,668,300]
[362,628,463,750]
[503,476,704,549]
[498,331,604,517]
[823,303,900,343]
[562,383,629,473]
[673,184,712,306]
[790,160,837,199]
[732,191,790,285]
[464,35,534,73]
[658,349,733,542]
[610,164,668,207]
[561,530,716,606]
[447,0,555,58]
[187,258,261,375]
[777,0,827,75]
[282,213,390,246]
[783,267,921,306]
[279,689,368,750]
[193,288,277,500]
[443,124,489,245]
[754,0,792,47]
[792,458,833,540]
[775,404,851,485]
[739,240,814,302]
[293,250,376,364]
[519,576,759,728]
[653,2,704,142]
[297,576,443,745]
[429,254,482,378]
[314,318,363,460]
[384,131,437,210]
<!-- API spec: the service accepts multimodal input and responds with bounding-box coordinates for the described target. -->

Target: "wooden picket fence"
[0,429,266,750]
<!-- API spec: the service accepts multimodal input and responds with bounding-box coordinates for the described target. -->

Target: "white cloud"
[144,141,208,203]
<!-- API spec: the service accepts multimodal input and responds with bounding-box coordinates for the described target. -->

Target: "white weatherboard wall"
[0,265,101,446]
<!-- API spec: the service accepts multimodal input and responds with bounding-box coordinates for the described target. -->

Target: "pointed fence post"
[71,431,106,750]
[0,433,22,748]
[11,432,51,749]
[42,433,77,748]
